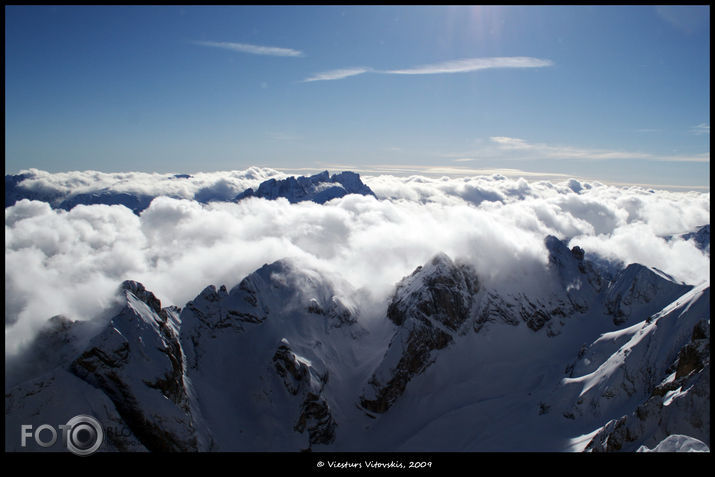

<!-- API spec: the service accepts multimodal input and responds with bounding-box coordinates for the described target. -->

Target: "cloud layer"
[5,168,710,357]
[7,167,286,205]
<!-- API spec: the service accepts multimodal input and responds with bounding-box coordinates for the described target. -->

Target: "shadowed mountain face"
[4,236,710,453]
[681,225,710,255]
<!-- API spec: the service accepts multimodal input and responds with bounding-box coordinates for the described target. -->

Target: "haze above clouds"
[5,168,710,356]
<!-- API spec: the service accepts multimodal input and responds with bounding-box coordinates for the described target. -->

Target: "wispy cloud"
[690,123,710,135]
[491,136,653,160]
[658,152,710,163]
[489,136,709,163]
[302,67,372,82]
[303,57,553,82]
[384,57,553,75]
[490,136,539,151]
[655,6,709,35]
[194,40,304,57]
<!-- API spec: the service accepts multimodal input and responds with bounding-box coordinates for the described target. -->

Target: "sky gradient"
[4,5,710,190]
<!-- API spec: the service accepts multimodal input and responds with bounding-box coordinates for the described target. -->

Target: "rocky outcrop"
[473,291,521,333]
[477,236,603,336]
[273,339,336,447]
[556,282,710,451]
[360,253,478,414]
[294,392,336,446]
[584,319,710,452]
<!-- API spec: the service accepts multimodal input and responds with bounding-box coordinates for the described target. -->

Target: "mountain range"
[5,232,709,453]
[5,170,377,214]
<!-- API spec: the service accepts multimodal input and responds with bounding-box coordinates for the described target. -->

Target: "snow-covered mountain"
[234,170,376,204]
[4,235,709,453]
[5,172,156,214]
[5,169,376,214]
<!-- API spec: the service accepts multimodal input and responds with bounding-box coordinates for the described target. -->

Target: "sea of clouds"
[5,168,710,356]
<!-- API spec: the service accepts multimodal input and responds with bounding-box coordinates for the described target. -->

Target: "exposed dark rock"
[69,283,201,452]
[273,343,310,396]
[272,340,336,447]
[585,320,710,452]
[294,393,337,446]
[361,254,477,414]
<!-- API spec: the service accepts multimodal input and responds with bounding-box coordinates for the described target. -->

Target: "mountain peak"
[361,253,480,414]
[235,170,376,204]
[604,262,693,325]
[310,170,331,182]
[120,280,165,317]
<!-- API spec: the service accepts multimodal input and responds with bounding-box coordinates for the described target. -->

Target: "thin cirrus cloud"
[302,67,373,83]
[489,136,710,163]
[690,123,710,135]
[194,40,304,57]
[303,56,553,82]
[384,56,554,75]
[192,45,551,81]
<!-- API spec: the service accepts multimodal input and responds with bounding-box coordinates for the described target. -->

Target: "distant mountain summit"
[235,170,376,204]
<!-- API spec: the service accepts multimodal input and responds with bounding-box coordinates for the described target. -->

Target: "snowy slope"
[638,435,710,452]
[5,369,147,452]
[577,283,710,452]
[342,237,708,452]
[5,280,211,452]
[69,280,210,451]
[178,259,375,451]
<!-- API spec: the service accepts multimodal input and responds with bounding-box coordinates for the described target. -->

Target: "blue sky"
[4,5,710,189]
